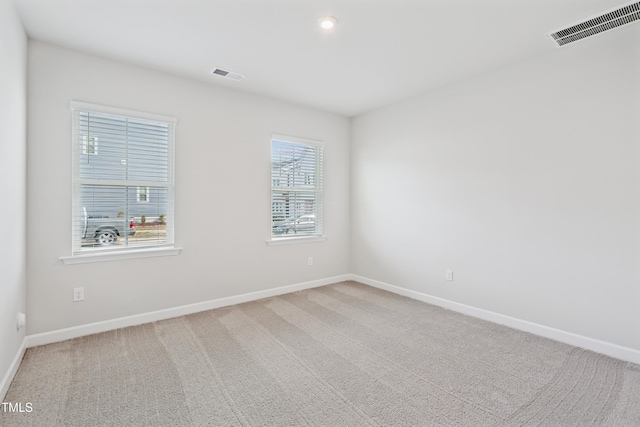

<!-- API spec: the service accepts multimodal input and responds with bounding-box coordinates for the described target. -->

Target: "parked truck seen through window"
[81,207,136,246]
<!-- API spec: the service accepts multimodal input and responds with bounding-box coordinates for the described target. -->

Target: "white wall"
[351,26,640,351]
[0,0,27,395]
[27,41,350,335]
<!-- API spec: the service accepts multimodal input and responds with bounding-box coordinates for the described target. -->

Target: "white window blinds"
[71,102,176,253]
[271,135,323,238]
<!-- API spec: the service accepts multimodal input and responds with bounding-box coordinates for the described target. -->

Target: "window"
[271,134,323,239]
[70,101,176,254]
[82,135,98,155]
[137,186,150,203]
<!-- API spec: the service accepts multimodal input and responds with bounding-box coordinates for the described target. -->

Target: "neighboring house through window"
[270,134,323,239]
[70,101,176,253]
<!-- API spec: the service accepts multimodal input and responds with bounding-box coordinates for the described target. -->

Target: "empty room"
[2,0,640,425]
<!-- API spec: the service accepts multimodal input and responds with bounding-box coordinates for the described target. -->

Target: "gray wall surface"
[0,0,27,394]
[26,41,350,335]
[351,25,640,351]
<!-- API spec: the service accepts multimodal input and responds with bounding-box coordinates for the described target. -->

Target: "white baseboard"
[16,272,639,379]
[349,274,640,365]
[27,274,350,348]
[1,337,27,402]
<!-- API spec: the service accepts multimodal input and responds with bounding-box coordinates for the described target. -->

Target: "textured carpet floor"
[2,281,639,426]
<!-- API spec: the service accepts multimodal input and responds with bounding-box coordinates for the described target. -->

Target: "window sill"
[60,247,183,264]
[266,236,327,246]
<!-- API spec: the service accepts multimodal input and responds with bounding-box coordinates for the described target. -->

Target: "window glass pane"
[128,186,168,247]
[77,184,168,249]
[77,112,169,182]
[271,141,319,189]
[271,191,317,235]
[78,112,128,181]
[127,118,169,182]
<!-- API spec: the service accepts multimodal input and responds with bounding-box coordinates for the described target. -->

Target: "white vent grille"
[546,1,640,47]
[210,67,245,81]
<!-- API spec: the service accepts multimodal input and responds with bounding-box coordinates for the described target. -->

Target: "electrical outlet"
[73,287,85,302]
[446,270,453,281]
[308,256,313,266]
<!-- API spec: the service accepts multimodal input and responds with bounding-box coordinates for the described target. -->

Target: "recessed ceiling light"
[318,16,338,30]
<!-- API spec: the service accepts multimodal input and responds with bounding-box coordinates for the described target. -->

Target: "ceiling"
[13,0,631,117]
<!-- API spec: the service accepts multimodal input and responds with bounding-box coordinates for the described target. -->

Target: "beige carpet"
[2,281,639,426]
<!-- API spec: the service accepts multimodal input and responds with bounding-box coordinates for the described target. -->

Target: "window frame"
[268,134,326,245]
[61,101,181,264]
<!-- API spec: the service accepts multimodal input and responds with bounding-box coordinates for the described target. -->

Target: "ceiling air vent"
[210,67,245,81]
[546,1,640,47]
